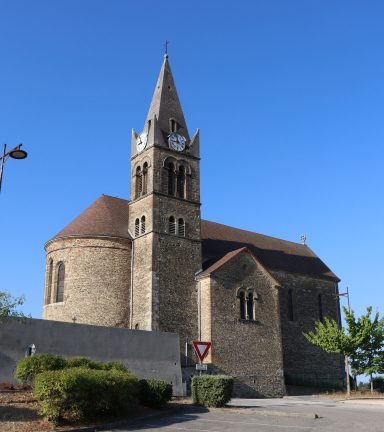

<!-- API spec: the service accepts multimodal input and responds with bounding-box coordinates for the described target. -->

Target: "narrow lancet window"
[141,216,146,234]
[247,293,254,320]
[240,292,246,319]
[47,260,53,304]
[178,218,185,236]
[169,216,176,235]
[177,165,185,199]
[142,162,148,194]
[136,166,142,198]
[168,163,175,196]
[318,294,323,322]
[56,263,65,303]
[288,290,294,321]
[135,218,140,237]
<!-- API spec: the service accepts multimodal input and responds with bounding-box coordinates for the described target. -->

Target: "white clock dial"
[136,132,148,152]
[169,132,186,151]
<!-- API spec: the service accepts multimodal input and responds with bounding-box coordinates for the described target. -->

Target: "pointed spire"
[145,55,190,143]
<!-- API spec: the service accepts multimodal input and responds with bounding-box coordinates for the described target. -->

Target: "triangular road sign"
[193,341,212,363]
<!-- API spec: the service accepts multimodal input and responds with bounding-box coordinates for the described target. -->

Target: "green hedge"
[15,354,65,386]
[192,375,233,407]
[33,368,139,424]
[15,354,129,386]
[139,379,173,408]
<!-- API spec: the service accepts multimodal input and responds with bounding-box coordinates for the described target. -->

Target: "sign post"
[192,341,211,375]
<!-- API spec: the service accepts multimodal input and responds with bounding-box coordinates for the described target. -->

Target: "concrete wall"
[0,318,183,395]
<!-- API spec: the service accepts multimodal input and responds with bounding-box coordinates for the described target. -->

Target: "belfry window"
[142,162,148,195]
[135,218,140,237]
[318,294,323,322]
[170,118,177,132]
[141,216,146,234]
[288,290,294,321]
[169,216,176,235]
[177,165,185,199]
[239,292,246,320]
[47,260,53,304]
[168,163,175,196]
[56,263,65,303]
[247,293,254,320]
[136,166,142,198]
[178,218,185,236]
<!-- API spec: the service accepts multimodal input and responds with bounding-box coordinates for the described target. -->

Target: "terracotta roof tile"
[201,220,340,282]
[53,195,131,240]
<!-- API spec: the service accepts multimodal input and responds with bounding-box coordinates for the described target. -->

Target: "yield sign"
[193,341,211,362]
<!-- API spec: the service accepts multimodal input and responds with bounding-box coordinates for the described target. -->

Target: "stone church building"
[43,54,344,397]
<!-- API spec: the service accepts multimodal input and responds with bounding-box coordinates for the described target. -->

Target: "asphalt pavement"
[106,396,384,432]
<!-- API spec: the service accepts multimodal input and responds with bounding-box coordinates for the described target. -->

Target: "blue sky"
[1,1,383,376]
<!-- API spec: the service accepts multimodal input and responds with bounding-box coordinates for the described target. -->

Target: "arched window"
[47,260,53,304]
[135,218,140,237]
[247,293,254,320]
[170,118,177,132]
[318,294,323,322]
[135,323,139,330]
[168,163,175,196]
[142,162,148,194]
[239,292,246,320]
[56,263,65,303]
[169,216,176,235]
[288,290,294,321]
[136,166,142,198]
[177,165,185,199]
[141,216,146,234]
[178,218,185,236]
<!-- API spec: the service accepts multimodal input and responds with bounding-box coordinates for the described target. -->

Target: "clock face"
[136,133,148,152]
[169,132,186,151]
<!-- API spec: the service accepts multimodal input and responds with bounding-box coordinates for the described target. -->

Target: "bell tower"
[129,54,201,359]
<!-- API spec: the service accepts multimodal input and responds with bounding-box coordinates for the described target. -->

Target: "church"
[42,54,344,397]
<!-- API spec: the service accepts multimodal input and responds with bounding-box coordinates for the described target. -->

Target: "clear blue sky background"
[1,1,383,381]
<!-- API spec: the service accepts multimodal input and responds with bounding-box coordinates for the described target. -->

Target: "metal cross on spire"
[164,39,169,54]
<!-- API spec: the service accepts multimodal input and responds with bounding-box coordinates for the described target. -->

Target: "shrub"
[107,362,128,373]
[88,361,107,370]
[0,382,14,390]
[192,375,233,407]
[64,357,91,369]
[15,354,65,386]
[15,383,32,390]
[139,379,173,408]
[34,368,140,425]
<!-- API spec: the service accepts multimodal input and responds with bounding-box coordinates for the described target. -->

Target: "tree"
[0,291,30,327]
[303,307,381,396]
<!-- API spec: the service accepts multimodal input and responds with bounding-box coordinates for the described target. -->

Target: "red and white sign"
[193,341,212,363]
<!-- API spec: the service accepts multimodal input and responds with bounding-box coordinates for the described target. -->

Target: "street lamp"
[0,143,28,195]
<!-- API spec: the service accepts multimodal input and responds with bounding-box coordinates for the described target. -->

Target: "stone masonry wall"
[43,236,131,328]
[270,269,344,383]
[201,252,285,398]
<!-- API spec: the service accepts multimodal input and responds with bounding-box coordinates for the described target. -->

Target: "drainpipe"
[335,281,345,388]
[194,270,203,341]
[128,229,134,329]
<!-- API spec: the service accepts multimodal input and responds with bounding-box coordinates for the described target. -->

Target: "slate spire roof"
[145,54,190,142]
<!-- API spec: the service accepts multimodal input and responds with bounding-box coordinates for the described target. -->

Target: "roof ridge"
[101,194,129,202]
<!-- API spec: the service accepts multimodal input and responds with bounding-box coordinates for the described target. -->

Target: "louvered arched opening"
[177,165,185,199]
[247,293,254,320]
[169,216,176,235]
[168,163,175,196]
[56,263,65,303]
[135,218,140,237]
[141,216,146,234]
[240,292,246,320]
[136,166,142,198]
[178,218,185,236]
[142,162,148,194]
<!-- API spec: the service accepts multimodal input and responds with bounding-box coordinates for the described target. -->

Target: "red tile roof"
[53,195,131,240]
[201,220,340,282]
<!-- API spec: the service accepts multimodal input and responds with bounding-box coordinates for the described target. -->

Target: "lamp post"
[0,143,28,195]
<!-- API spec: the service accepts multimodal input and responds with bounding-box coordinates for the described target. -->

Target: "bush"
[34,368,139,425]
[15,354,65,386]
[88,361,107,370]
[0,382,14,390]
[192,375,233,407]
[372,376,384,393]
[139,379,173,408]
[107,362,128,373]
[64,357,91,369]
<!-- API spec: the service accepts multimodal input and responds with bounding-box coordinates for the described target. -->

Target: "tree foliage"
[0,291,30,326]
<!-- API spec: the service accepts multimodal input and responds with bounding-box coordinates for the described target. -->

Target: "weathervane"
[301,235,306,245]
[164,39,169,54]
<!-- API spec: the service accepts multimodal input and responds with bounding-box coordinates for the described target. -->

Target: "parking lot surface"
[107,396,384,432]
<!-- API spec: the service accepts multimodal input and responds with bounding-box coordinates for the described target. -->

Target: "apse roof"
[50,195,339,281]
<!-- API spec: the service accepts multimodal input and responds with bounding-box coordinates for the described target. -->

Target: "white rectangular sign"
[196,364,208,370]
